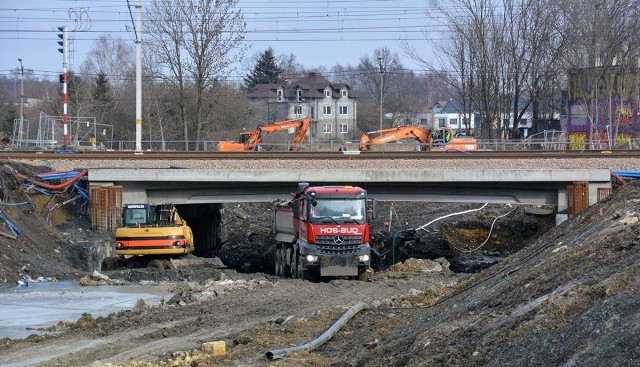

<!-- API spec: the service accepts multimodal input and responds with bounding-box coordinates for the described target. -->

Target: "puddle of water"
[0,281,172,339]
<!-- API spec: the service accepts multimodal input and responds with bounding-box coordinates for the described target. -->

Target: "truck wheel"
[297,254,306,279]
[283,247,292,278]
[290,251,299,278]
[275,248,282,276]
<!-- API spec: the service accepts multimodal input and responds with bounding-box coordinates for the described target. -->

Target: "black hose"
[265,302,369,360]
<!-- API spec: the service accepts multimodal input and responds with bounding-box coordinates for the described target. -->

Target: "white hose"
[265,302,370,360]
[416,203,488,232]
[457,206,518,253]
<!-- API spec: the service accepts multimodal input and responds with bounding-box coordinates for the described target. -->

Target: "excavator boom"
[359,126,431,151]
[217,117,310,152]
[359,126,477,152]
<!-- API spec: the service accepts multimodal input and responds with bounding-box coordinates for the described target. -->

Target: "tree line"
[1,0,638,150]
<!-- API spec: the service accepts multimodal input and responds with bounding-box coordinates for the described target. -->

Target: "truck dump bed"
[273,203,297,243]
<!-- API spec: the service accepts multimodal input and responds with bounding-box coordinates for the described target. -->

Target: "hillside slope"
[350,180,639,367]
[0,161,102,286]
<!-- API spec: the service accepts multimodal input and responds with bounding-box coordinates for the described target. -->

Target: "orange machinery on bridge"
[358,126,478,152]
[217,117,310,152]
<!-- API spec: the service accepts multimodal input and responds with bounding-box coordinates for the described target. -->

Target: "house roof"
[441,99,463,114]
[248,72,358,99]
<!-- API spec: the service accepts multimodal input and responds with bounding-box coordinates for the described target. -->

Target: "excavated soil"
[0,159,637,367]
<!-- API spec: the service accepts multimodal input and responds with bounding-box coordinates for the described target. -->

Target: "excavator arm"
[359,126,431,151]
[359,126,478,152]
[217,117,310,152]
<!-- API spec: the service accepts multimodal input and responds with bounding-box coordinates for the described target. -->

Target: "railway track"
[1,149,639,160]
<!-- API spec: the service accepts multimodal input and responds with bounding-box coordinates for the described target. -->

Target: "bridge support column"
[556,188,568,224]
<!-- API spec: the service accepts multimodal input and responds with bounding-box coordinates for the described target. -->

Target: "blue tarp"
[613,170,640,179]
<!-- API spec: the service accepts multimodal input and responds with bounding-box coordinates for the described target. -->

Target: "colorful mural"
[567,66,639,149]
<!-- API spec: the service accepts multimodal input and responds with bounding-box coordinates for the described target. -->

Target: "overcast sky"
[1,0,444,81]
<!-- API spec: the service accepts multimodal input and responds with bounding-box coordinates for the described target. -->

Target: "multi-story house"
[429,99,477,135]
[247,72,359,142]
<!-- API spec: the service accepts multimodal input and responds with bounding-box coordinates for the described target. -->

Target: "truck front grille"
[315,235,362,255]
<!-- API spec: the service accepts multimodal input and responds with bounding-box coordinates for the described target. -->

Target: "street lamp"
[18,58,24,148]
[377,56,384,131]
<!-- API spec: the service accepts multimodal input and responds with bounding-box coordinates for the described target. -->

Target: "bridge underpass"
[88,168,612,258]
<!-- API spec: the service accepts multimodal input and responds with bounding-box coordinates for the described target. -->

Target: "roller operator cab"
[272,183,377,280]
[114,204,195,257]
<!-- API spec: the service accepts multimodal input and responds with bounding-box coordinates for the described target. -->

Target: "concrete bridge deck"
[88,168,612,221]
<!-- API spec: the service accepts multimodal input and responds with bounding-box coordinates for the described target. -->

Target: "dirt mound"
[351,180,640,367]
[0,160,108,287]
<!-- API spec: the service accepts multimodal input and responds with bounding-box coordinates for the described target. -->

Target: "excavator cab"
[238,130,250,144]
[431,129,452,148]
[123,204,152,227]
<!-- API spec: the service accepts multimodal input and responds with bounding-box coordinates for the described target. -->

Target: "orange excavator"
[217,117,310,152]
[358,126,478,152]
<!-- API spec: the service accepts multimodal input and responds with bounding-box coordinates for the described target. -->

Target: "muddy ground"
[0,160,638,367]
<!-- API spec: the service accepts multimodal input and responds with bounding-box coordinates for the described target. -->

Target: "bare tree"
[80,34,135,90]
[560,0,640,148]
[277,52,305,81]
[79,35,136,145]
[146,0,246,151]
[411,0,571,140]
[356,47,404,131]
[408,0,503,139]
[519,1,566,137]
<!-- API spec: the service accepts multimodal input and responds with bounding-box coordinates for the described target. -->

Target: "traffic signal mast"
[57,25,69,147]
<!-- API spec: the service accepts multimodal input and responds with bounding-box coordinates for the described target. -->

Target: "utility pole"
[378,56,384,131]
[134,0,143,153]
[18,58,24,148]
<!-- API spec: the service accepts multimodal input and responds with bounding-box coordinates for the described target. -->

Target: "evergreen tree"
[92,72,112,102]
[243,48,283,90]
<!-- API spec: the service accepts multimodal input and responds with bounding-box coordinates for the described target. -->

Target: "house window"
[324,90,331,98]
[294,105,302,115]
[310,106,315,118]
[339,124,348,133]
[277,90,283,102]
[339,105,348,115]
[519,118,528,127]
[323,123,332,133]
[450,118,458,126]
[323,106,332,115]
[341,90,347,97]
[438,118,446,127]
[297,90,302,102]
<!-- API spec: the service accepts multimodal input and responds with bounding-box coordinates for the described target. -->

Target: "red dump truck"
[272,183,376,280]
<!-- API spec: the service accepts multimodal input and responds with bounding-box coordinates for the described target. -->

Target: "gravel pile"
[14,157,640,171]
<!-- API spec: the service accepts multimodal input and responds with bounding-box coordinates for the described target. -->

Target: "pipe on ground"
[265,302,370,360]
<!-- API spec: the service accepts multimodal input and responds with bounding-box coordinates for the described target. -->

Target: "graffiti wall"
[566,66,639,148]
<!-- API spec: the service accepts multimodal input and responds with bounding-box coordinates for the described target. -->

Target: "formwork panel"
[568,182,589,217]
[597,187,612,202]
[89,185,122,231]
